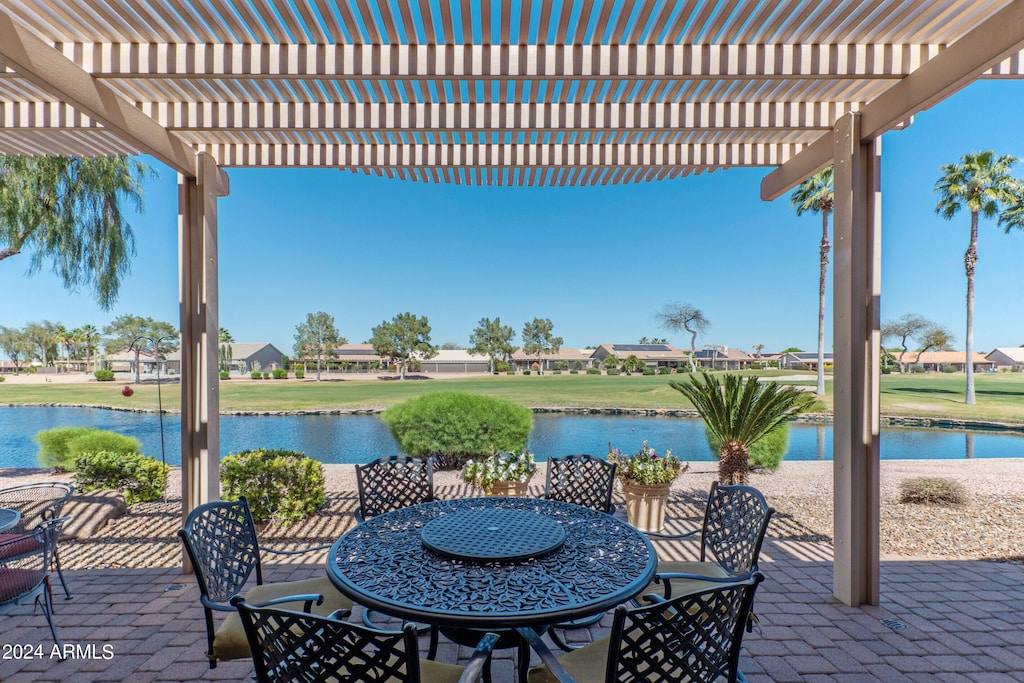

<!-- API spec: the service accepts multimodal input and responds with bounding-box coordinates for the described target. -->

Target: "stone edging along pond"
[5,402,1024,435]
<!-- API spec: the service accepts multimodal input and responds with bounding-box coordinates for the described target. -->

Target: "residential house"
[692,347,756,371]
[986,347,1024,372]
[590,344,690,370]
[779,352,834,371]
[900,351,995,373]
[512,347,596,372]
[169,342,286,375]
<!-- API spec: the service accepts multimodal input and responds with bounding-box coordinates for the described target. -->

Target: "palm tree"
[0,156,150,310]
[935,151,1020,404]
[76,324,101,373]
[670,373,816,485]
[791,166,834,397]
[656,303,710,372]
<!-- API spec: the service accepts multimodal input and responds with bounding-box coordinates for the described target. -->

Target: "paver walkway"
[1,486,1022,682]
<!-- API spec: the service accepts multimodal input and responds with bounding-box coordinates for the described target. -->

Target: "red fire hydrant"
[122,385,134,397]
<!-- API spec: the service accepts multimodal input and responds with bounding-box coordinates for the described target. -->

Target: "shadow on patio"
[2,487,1022,682]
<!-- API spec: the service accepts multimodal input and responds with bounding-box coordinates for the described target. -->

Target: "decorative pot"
[621,480,671,532]
[484,478,532,497]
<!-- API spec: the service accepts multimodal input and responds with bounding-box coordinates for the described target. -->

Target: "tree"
[623,354,646,373]
[218,327,234,374]
[521,318,563,374]
[103,314,178,383]
[670,373,816,484]
[791,165,834,397]
[293,312,343,382]
[468,317,516,373]
[369,312,437,380]
[0,326,31,373]
[881,315,954,373]
[656,303,710,372]
[75,324,101,373]
[22,320,57,368]
[935,151,1020,404]
[441,341,464,350]
[0,156,150,310]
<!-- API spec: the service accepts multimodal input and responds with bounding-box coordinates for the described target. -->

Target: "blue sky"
[2,79,1024,356]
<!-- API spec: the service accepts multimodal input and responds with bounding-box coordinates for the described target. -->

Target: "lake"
[1,406,1022,469]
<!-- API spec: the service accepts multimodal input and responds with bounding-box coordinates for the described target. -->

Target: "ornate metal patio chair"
[0,518,68,656]
[542,454,617,650]
[355,455,435,522]
[233,597,499,683]
[525,573,764,683]
[649,482,774,603]
[177,496,353,669]
[0,482,75,599]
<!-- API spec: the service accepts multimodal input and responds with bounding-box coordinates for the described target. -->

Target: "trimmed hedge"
[380,392,533,470]
[705,423,790,472]
[94,369,115,381]
[221,449,326,525]
[74,451,169,505]
[35,427,142,471]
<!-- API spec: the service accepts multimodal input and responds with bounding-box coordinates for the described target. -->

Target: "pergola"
[2,0,1023,607]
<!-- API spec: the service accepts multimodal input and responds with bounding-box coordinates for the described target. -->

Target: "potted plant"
[608,441,687,532]
[461,449,537,496]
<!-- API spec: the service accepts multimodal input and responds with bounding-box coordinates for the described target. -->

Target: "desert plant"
[380,392,533,469]
[899,478,967,506]
[74,451,169,505]
[706,423,790,472]
[94,369,115,381]
[35,426,141,471]
[670,373,816,485]
[221,449,326,525]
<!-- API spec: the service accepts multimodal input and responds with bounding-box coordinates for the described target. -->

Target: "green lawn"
[2,371,1023,424]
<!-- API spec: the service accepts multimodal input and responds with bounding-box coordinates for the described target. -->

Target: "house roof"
[1,2,1021,187]
[987,347,1024,363]
[902,351,994,364]
[593,344,686,360]
[512,348,593,361]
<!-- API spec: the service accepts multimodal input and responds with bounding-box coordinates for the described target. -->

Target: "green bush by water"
[221,448,326,525]
[74,451,169,505]
[35,427,142,471]
[705,422,790,472]
[94,369,114,381]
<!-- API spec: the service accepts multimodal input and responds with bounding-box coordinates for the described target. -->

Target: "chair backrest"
[355,456,434,520]
[544,454,617,513]
[0,483,74,533]
[177,497,262,606]
[605,573,764,683]
[233,598,422,683]
[700,482,775,576]
[0,518,63,606]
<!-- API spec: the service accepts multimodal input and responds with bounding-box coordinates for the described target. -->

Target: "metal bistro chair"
[542,454,617,651]
[355,455,435,523]
[0,483,75,599]
[177,497,353,669]
[525,573,765,683]
[233,597,499,683]
[0,518,68,656]
[649,482,774,603]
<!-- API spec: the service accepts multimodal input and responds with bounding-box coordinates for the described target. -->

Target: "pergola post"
[178,152,229,556]
[831,112,882,606]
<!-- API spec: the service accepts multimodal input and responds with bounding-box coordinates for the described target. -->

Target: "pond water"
[1,406,1022,469]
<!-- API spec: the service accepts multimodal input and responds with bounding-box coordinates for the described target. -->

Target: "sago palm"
[670,373,816,485]
[935,151,1020,405]
[791,165,834,397]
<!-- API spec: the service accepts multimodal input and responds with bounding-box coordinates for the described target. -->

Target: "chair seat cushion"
[212,576,354,661]
[0,534,41,562]
[420,658,468,683]
[644,560,732,599]
[0,567,44,604]
[527,636,610,683]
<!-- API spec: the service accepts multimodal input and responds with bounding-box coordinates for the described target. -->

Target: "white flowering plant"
[461,449,537,493]
[607,440,687,486]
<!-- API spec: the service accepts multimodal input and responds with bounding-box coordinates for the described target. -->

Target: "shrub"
[251,371,262,379]
[940,363,957,373]
[899,478,967,507]
[220,371,230,380]
[35,427,142,471]
[642,367,656,376]
[0,376,4,382]
[569,369,578,374]
[94,369,115,381]
[221,449,326,525]
[294,367,305,379]
[552,369,562,374]
[606,368,621,376]
[586,367,601,375]
[262,371,271,379]
[553,361,569,371]
[380,392,533,470]
[495,361,511,373]
[523,370,531,375]
[506,370,516,375]
[272,369,287,379]
[705,423,790,472]
[74,451,168,505]
[658,366,671,375]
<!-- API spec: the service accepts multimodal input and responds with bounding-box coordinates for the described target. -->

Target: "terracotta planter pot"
[622,480,671,532]
[484,478,532,497]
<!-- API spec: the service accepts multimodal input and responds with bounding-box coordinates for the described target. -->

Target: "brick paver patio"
[2,486,1022,682]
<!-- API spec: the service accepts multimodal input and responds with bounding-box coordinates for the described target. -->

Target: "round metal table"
[0,508,21,532]
[327,497,657,630]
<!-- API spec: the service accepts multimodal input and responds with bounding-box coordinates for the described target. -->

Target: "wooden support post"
[831,113,881,606]
[179,153,229,569]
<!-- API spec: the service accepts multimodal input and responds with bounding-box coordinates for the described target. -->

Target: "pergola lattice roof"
[1,0,1023,185]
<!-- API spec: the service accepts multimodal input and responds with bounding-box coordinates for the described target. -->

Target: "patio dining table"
[0,508,21,532]
[327,496,657,679]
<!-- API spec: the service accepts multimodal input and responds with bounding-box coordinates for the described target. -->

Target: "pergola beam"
[760,0,1024,200]
[0,10,196,176]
